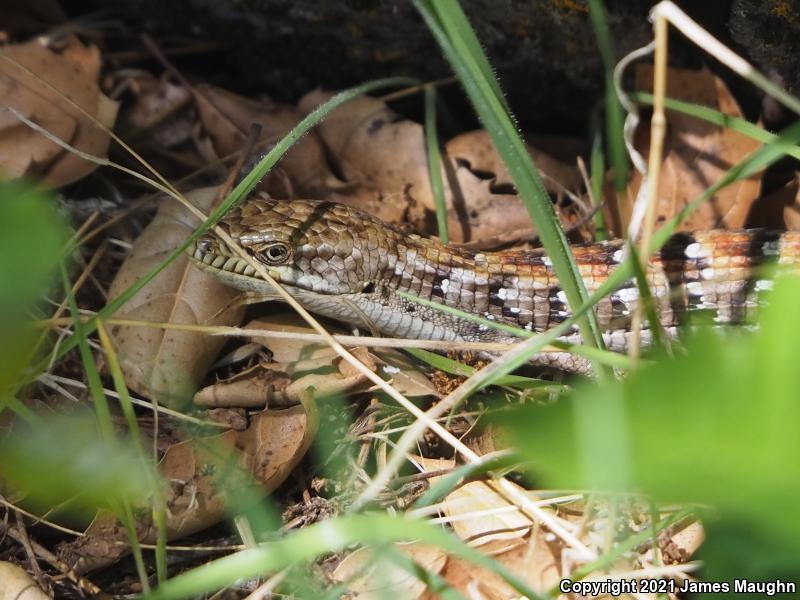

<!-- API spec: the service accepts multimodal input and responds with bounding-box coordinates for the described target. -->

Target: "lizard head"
[189,195,392,296]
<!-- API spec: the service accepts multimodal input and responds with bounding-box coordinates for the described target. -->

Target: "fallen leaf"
[195,84,334,197]
[748,173,800,230]
[300,90,581,243]
[0,38,118,187]
[444,130,581,243]
[118,72,194,148]
[61,404,317,574]
[333,542,447,600]
[0,562,49,600]
[433,534,562,600]
[108,187,245,406]
[615,66,762,234]
[439,479,532,552]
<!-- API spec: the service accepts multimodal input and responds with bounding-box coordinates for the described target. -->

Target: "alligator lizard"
[189,195,800,370]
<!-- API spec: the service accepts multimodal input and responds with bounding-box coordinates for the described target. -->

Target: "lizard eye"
[260,242,292,265]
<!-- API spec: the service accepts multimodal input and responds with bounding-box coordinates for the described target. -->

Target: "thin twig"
[629,8,668,363]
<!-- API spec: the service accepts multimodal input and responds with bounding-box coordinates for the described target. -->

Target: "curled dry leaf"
[194,345,375,409]
[332,542,447,600]
[299,90,581,243]
[239,313,346,364]
[0,37,118,187]
[415,456,532,553]
[748,174,800,231]
[299,90,430,228]
[195,313,436,408]
[614,66,762,234]
[430,536,562,600]
[444,130,581,243]
[62,404,316,574]
[194,84,334,197]
[0,562,50,600]
[108,187,245,406]
[118,72,194,148]
[194,340,437,408]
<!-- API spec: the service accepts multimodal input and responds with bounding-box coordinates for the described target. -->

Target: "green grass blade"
[60,264,114,441]
[632,91,800,161]
[424,84,449,243]
[588,0,628,192]
[626,242,667,353]
[145,514,545,600]
[414,0,608,377]
[61,268,152,590]
[590,132,608,240]
[414,453,522,508]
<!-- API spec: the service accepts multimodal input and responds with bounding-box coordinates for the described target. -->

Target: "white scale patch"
[542,256,552,267]
[440,278,450,293]
[612,249,624,263]
[616,287,639,303]
[686,281,705,296]
[509,306,520,314]
[762,241,781,256]
[556,290,568,304]
[701,267,716,280]
[684,242,710,259]
[497,287,508,300]
[755,279,773,291]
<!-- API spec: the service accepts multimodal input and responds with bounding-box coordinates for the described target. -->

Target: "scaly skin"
[189,194,800,370]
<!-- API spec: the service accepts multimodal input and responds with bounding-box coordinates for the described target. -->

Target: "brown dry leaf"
[0,562,50,600]
[194,363,294,408]
[618,66,761,233]
[299,90,429,227]
[63,404,316,573]
[439,480,532,553]
[240,313,344,364]
[327,181,411,227]
[749,174,800,230]
[371,348,439,398]
[118,73,194,148]
[239,404,319,490]
[228,314,438,398]
[413,456,531,552]
[0,37,118,187]
[333,542,447,600]
[444,130,581,243]
[194,345,376,408]
[194,84,333,197]
[300,90,580,243]
[430,532,562,600]
[194,346,436,407]
[108,187,245,406]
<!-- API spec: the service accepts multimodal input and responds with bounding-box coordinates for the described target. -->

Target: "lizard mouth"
[190,235,260,277]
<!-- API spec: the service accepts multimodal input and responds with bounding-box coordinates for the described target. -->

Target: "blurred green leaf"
[0,179,67,316]
[0,180,68,415]
[0,410,157,516]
